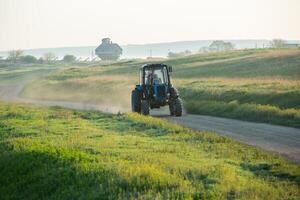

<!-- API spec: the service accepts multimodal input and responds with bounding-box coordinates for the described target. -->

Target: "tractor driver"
[153,74,161,84]
[146,73,161,85]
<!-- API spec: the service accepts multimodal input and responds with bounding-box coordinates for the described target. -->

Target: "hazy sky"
[0,0,299,51]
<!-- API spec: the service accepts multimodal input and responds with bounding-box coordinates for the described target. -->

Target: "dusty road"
[157,111,300,164]
[1,84,300,164]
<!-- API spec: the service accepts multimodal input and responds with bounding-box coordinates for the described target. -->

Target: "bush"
[209,40,234,52]
[168,50,192,58]
[20,55,37,63]
[63,55,76,63]
[183,99,300,128]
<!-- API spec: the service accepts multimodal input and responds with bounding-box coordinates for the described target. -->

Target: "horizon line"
[1,38,300,52]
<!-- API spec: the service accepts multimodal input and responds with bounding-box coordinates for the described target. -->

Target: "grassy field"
[0,65,52,85]
[177,78,300,128]
[20,49,300,127]
[0,62,105,86]
[0,101,299,199]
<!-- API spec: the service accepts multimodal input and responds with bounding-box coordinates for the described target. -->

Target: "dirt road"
[151,109,300,164]
[163,113,299,163]
[1,84,300,164]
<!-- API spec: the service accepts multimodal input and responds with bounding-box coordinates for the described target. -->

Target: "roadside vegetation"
[0,101,299,199]
[20,49,300,127]
[177,78,300,128]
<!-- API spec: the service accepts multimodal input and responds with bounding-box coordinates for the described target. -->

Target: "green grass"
[0,101,299,199]
[164,49,300,127]
[0,66,50,85]
[170,49,300,79]
[19,49,300,127]
[0,62,105,85]
[0,63,78,85]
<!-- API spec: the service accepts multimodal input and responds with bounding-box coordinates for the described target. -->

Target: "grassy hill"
[21,49,300,127]
[0,101,299,199]
[0,39,272,59]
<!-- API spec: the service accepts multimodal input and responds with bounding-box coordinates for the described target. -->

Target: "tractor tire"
[173,98,183,116]
[131,90,141,113]
[141,100,150,115]
[169,101,175,116]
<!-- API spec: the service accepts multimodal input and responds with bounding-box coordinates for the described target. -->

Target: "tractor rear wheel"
[172,98,183,116]
[131,90,141,113]
[141,100,150,115]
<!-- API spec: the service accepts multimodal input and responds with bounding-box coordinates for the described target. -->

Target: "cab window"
[144,68,166,85]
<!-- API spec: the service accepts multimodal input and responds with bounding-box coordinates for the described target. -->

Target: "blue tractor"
[131,64,183,116]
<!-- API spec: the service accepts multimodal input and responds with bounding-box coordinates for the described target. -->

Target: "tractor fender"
[169,87,179,98]
[135,85,142,91]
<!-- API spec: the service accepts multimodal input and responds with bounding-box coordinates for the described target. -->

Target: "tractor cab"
[139,64,171,103]
[140,64,170,85]
[131,63,182,116]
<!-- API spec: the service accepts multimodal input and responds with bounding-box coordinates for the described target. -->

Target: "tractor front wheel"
[169,101,175,115]
[141,100,150,115]
[170,98,183,116]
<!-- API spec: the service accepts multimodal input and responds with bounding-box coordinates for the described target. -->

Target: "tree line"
[168,39,292,58]
[1,39,294,62]
[2,50,77,64]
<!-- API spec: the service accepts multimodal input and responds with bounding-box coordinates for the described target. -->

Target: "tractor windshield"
[144,67,168,85]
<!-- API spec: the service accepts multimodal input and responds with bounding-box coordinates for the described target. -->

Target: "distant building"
[95,38,122,60]
[283,43,300,48]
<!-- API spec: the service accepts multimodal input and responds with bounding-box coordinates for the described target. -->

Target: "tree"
[184,50,192,54]
[223,42,235,51]
[209,40,234,52]
[20,55,37,63]
[43,52,56,63]
[270,39,286,48]
[63,54,76,63]
[38,57,44,64]
[199,46,209,53]
[168,52,178,58]
[7,50,23,63]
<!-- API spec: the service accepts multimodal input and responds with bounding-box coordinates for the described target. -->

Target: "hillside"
[0,39,283,59]
[21,49,300,127]
[0,102,299,199]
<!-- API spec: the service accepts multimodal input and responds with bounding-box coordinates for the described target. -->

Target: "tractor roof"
[140,63,167,69]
